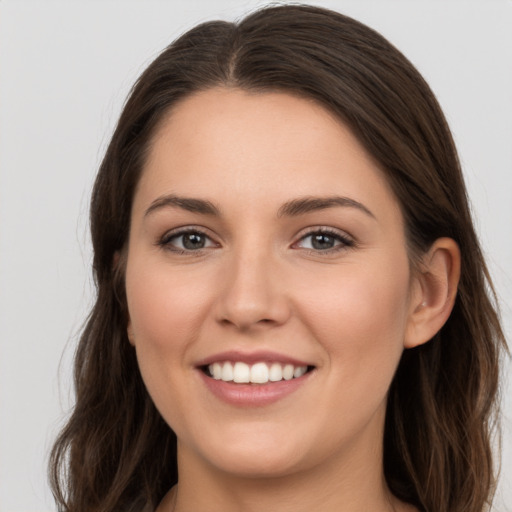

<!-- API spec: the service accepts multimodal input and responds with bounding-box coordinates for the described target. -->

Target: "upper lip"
[195,350,314,368]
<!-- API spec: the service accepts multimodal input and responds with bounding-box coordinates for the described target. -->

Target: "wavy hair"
[49,5,507,511]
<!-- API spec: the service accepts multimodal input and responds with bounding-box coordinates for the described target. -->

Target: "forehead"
[136,87,401,223]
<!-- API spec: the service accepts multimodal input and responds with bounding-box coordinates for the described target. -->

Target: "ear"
[404,237,461,349]
[113,251,120,268]
[112,249,134,345]
[127,320,136,346]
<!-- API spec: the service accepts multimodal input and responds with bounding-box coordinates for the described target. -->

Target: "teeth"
[250,362,269,383]
[269,363,283,382]
[283,364,294,380]
[221,361,233,381]
[207,361,309,384]
[212,362,222,380]
[293,366,307,378]
[233,362,250,383]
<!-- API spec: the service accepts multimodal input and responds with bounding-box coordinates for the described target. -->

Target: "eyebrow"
[276,195,375,219]
[145,195,220,218]
[144,194,375,219]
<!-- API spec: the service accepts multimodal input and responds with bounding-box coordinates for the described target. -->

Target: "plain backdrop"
[0,1,511,511]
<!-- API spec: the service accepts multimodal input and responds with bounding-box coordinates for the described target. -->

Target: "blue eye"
[296,229,354,253]
[159,229,216,252]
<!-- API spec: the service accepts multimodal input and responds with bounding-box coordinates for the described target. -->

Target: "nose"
[214,249,291,332]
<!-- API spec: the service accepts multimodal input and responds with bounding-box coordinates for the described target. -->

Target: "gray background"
[1,1,511,510]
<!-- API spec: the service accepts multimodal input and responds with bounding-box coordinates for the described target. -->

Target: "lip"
[195,350,313,367]
[197,368,314,407]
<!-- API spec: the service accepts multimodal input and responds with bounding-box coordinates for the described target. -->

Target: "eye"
[159,228,217,253]
[295,228,354,253]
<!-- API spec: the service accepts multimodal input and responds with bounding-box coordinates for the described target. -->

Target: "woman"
[49,4,507,511]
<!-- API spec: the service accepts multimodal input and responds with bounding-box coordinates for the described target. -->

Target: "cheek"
[125,260,212,352]
[125,258,217,430]
[299,256,410,377]
[292,257,411,447]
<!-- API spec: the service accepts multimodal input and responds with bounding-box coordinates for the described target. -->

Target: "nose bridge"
[215,236,290,330]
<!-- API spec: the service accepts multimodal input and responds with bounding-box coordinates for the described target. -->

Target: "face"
[125,88,418,479]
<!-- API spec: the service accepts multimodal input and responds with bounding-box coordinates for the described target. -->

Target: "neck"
[172,461,396,512]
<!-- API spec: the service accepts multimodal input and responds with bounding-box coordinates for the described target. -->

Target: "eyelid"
[292,226,355,253]
[157,225,219,253]
[156,224,355,255]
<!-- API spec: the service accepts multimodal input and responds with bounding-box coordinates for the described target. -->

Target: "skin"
[124,88,460,511]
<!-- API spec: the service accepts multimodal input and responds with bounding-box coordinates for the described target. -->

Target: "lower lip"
[198,370,313,407]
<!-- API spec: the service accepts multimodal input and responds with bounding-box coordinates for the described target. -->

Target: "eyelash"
[157,227,218,256]
[295,228,355,255]
[157,227,355,256]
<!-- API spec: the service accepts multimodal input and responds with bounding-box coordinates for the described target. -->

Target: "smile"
[196,352,316,406]
[206,361,310,384]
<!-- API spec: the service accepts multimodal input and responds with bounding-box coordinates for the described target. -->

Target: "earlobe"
[405,237,461,349]
[112,249,133,344]
[113,251,120,269]
[127,321,135,346]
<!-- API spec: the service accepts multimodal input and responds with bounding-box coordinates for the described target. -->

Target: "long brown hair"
[49,5,507,511]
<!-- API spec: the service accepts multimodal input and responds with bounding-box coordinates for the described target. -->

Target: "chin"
[185,423,311,478]
[210,448,306,479]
